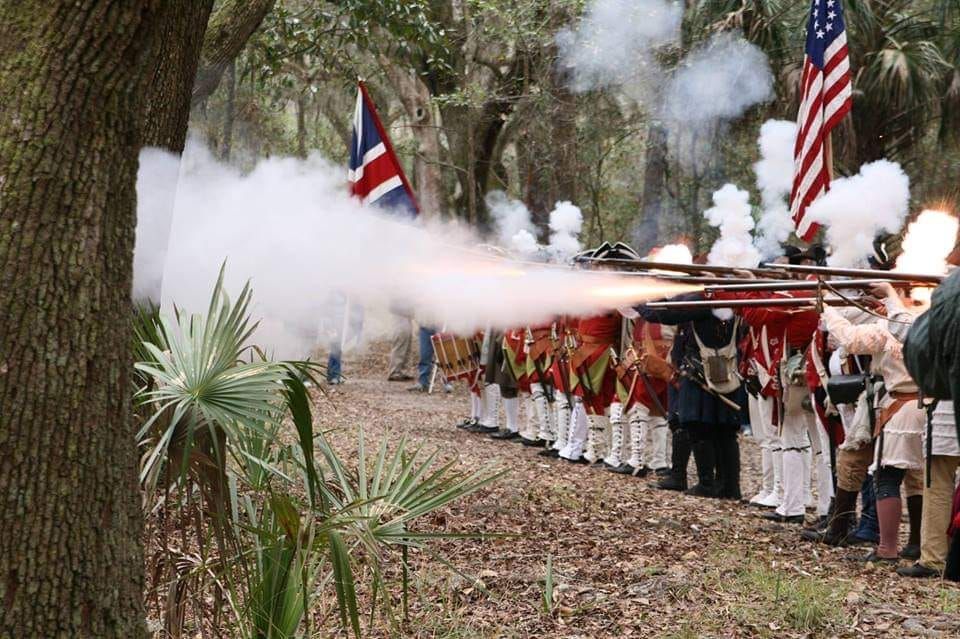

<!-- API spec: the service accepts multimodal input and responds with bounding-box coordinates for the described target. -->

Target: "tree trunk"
[192,0,277,105]
[0,2,167,636]
[141,0,216,151]
[296,93,308,159]
[381,65,447,218]
[634,124,667,254]
[551,77,578,206]
[221,60,236,161]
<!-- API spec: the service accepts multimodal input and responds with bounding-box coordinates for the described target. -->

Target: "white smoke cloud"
[704,183,761,268]
[486,190,537,252]
[510,228,541,257]
[752,119,798,258]
[135,143,693,357]
[660,33,774,137]
[805,160,910,267]
[555,0,682,103]
[133,147,181,303]
[547,200,584,260]
[558,4,773,155]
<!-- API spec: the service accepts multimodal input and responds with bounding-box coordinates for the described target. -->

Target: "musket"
[618,274,790,285]
[611,346,668,417]
[553,325,575,408]
[760,262,945,285]
[576,257,788,279]
[702,278,929,293]
[675,364,742,411]
[646,297,856,309]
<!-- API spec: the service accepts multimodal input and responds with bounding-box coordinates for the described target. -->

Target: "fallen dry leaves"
[311,343,960,638]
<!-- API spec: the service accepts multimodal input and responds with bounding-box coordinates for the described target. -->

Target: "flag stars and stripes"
[790,0,853,240]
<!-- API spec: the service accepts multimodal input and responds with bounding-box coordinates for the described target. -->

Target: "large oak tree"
[0,1,274,635]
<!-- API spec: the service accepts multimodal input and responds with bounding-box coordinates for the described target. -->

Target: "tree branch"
[191,0,277,105]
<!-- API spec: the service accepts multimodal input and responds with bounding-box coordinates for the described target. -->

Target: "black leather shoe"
[897,562,940,578]
[657,474,687,491]
[900,544,921,560]
[654,467,672,478]
[605,462,634,474]
[455,418,477,430]
[490,429,520,440]
[799,528,848,546]
[809,515,830,532]
[467,423,499,434]
[761,512,804,524]
[521,437,546,447]
[863,550,898,565]
[538,447,560,458]
[564,455,589,464]
[685,484,720,498]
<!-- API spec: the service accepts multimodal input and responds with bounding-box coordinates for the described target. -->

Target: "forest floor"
[316,343,960,639]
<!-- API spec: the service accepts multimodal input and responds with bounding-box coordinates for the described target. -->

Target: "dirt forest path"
[318,345,960,638]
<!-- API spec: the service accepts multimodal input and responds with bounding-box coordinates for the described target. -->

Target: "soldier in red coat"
[710,288,820,521]
[608,315,674,476]
[558,242,639,464]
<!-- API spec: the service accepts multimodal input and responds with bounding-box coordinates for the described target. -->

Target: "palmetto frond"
[134,266,289,498]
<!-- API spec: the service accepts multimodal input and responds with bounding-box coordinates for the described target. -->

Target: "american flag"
[790,0,853,241]
[348,81,419,216]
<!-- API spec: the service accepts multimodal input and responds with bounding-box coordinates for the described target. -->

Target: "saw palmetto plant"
[134,268,503,637]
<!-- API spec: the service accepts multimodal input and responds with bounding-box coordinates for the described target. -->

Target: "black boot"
[657,428,690,491]
[716,433,741,500]
[902,494,923,560]
[685,437,719,498]
[801,487,856,546]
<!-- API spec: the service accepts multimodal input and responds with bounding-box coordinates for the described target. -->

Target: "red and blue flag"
[348,81,419,216]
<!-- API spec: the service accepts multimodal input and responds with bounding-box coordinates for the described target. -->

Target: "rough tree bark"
[296,93,308,159]
[383,65,448,218]
[634,124,667,254]
[141,1,216,151]
[0,2,167,636]
[221,60,237,161]
[192,0,277,106]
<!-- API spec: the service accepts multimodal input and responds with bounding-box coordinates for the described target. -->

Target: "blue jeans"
[417,326,435,389]
[853,477,879,542]
[327,338,342,382]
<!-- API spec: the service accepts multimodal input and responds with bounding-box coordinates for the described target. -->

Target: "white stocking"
[531,383,553,442]
[625,405,645,469]
[482,384,501,429]
[560,401,588,460]
[470,394,482,421]
[504,396,520,433]
[777,409,812,517]
[554,397,572,451]
[604,403,625,466]
[583,414,609,463]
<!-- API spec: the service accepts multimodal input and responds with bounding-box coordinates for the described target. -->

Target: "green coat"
[904,269,960,442]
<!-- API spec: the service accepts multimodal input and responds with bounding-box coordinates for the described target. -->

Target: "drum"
[431,333,481,383]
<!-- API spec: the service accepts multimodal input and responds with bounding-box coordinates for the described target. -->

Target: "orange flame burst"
[895,209,959,302]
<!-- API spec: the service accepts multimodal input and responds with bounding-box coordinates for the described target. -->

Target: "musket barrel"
[622,274,793,285]
[760,262,945,284]
[577,257,787,278]
[645,297,855,309]
[703,278,927,293]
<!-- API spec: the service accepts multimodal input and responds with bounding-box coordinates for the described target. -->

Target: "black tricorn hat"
[598,241,641,260]
[783,244,804,265]
[867,234,895,271]
[803,243,827,266]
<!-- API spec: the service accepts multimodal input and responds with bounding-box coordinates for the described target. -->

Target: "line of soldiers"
[448,239,960,580]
